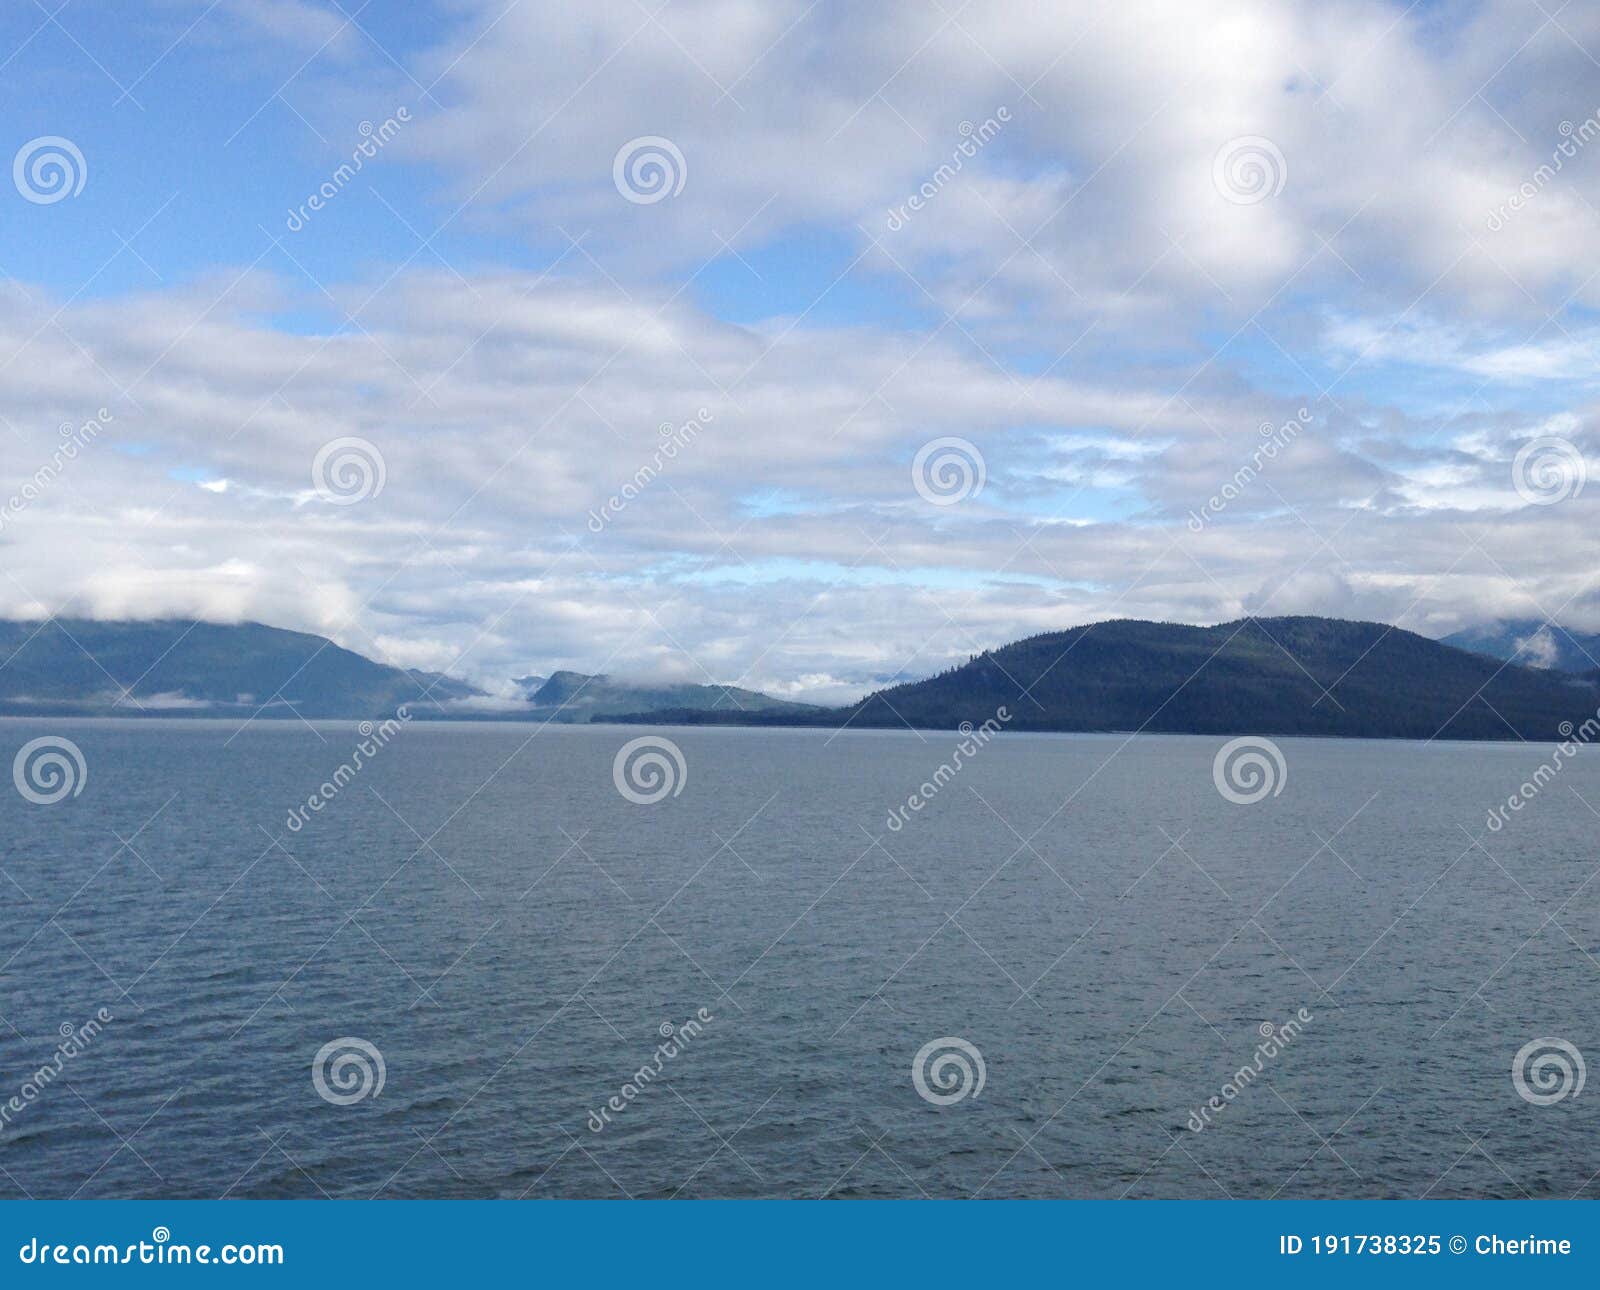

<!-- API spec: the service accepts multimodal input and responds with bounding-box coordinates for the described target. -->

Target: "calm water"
[0,718,1595,1199]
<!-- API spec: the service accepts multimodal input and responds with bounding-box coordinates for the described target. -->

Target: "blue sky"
[2,1,1599,699]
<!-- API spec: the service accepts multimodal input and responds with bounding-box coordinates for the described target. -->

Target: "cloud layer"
[4,1,1600,698]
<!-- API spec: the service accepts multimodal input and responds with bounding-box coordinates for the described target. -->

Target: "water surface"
[0,719,1595,1198]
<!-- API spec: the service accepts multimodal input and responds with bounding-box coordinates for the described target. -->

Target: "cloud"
[6,1,1600,700]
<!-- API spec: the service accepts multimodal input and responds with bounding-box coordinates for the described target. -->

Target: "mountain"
[0,621,815,722]
[628,617,1600,742]
[0,619,482,718]
[1442,620,1600,674]
[527,670,817,722]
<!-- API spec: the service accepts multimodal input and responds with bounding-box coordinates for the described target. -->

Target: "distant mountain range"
[1442,620,1600,675]
[625,617,1600,742]
[0,619,814,722]
[2,615,1597,741]
[521,670,814,721]
[0,619,474,718]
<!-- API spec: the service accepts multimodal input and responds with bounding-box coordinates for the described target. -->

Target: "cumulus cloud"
[4,1,1600,699]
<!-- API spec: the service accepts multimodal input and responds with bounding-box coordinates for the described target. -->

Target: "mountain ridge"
[4,614,1597,741]
[616,615,1599,742]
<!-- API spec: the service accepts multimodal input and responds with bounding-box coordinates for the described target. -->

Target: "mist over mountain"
[1442,621,1600,675]
[4,615,1596,740]
[0,621,811,721]
[524,671,816,722]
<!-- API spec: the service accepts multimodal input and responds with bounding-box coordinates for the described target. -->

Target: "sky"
[1,0,1599,702]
